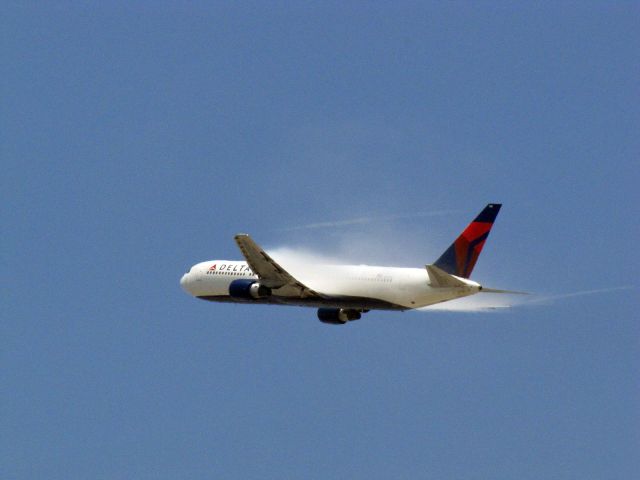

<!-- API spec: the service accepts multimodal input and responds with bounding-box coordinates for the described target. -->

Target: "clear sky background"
[3,2,639,479]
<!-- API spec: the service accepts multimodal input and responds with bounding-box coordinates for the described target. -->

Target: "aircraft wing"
[234,234,322,298]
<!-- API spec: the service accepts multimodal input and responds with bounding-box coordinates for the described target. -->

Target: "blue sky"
[3,2,639,478]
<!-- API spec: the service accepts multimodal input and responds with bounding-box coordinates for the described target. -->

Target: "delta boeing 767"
[180,204,521,324]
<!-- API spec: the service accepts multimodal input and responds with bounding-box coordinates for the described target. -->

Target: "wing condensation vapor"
[234,234,322,298]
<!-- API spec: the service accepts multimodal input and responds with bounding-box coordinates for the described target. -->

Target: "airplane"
[180,204,522,324]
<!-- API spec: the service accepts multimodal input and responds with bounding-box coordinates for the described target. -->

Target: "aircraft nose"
[180,272,191,292]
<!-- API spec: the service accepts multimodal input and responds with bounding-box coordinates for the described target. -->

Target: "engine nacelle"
[317,308,361,324]
[229,279,271,299]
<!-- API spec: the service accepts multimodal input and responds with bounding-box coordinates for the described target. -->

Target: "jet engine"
[229,279,272,299]
[317,308,362,324]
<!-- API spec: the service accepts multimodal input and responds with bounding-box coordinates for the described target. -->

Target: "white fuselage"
[180,260,480,310]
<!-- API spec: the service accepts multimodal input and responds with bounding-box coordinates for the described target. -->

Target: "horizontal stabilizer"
[426,264,468,288]
[480,288,529,295]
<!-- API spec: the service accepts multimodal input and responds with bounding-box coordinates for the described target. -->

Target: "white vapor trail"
[419,285,635,313]
[519,286,636,306]
[279,210,459,232]
[268,247,344,268]
[269,248,635,313]
[419,294,522,312]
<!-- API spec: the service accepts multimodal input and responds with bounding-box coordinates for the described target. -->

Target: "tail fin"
[433,204,502,278]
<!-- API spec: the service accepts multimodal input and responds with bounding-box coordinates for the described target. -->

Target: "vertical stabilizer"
[433,204,501,278]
